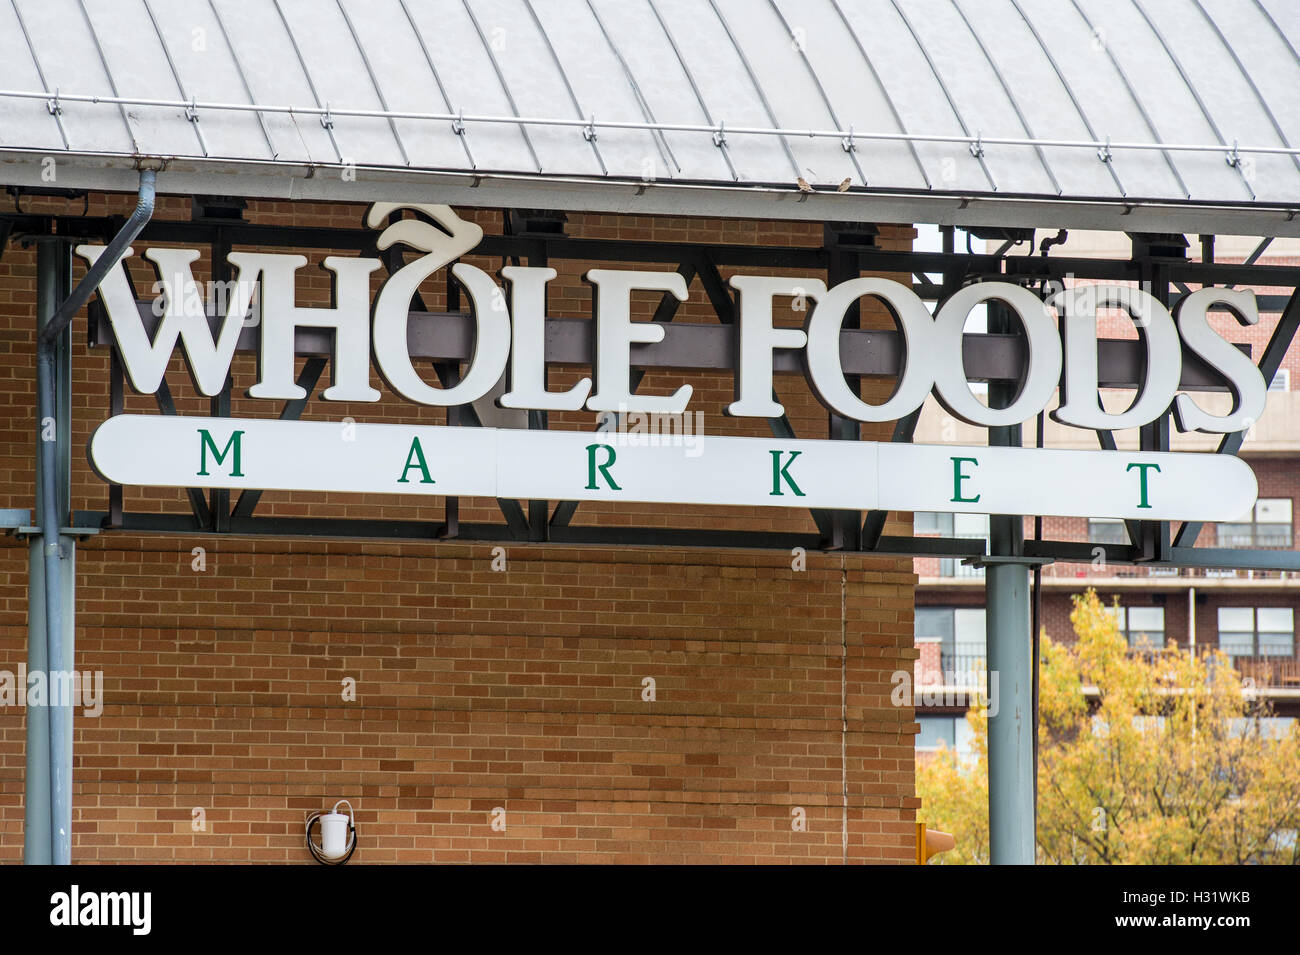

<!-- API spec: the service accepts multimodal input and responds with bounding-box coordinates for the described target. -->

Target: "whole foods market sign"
[85,204,1261,521]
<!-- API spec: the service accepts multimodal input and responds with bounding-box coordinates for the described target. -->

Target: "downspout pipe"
[36,168,154,864]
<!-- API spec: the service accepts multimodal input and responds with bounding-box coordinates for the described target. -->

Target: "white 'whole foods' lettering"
[78,203,1265,436]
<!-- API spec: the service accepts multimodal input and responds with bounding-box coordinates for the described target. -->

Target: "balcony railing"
[1228,656,1300,688]
[1215,529,1294,550]
[942,642,988,676]
[1138,646,1300,689]
[934,535,988,578]
[1047,564,1296,581]
[921,641,1300,691]
[937,557,984,579]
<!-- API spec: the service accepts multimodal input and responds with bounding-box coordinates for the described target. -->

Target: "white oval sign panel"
[88,415,1256,523]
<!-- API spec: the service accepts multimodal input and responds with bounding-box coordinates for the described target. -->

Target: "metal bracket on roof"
[1098,137,1113,163]
[1226,139,1242,168]
[841,125,857,154]
[185,97,199,124]
[582,114,597,143]
[969,131,984,159]
[712,121,727,149]
[320,103,334,131]
[452,109,466,136]
[45,88,61,117]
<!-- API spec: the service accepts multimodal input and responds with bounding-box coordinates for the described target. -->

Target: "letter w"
[76,245,257,395]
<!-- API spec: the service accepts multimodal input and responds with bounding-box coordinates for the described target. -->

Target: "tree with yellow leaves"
[917,588,1300,864]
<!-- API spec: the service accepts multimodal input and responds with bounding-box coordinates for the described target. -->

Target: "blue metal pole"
[36,305,71,864]
[36,169,155,863]
[985,301,1036,865]
[23,535,49,864]
[984,539,1035,864]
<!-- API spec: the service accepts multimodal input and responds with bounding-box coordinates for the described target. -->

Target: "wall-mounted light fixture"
[306,800,357,865]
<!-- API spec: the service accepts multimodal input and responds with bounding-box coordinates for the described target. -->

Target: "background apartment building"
[915,230,1300,756]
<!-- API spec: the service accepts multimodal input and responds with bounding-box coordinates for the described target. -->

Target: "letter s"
[1172,287,1266,434]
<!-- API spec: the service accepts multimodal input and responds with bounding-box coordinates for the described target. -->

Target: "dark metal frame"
[6,209,1300,570]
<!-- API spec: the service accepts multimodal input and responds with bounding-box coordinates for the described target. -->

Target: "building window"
[915,715,975,757]
[1089,518,1127,546]
[1228,716,1296,740]
[916,512,988,538]
[915,511,952,535]
[916,715,955,750]
[918,513,989,576]
[1269,368,1290,392]
[1104,605,1165,649]
[1218,607,1295,658]
[1216,498,1292,549]
[916,607,986,670]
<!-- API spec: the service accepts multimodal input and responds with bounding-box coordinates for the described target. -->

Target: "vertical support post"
[984,302,1035,865]
[32,238,76,864]
[24,241,57,862]
[23,523,50,864]
[30,170,153,864]
[985,535,1034,863]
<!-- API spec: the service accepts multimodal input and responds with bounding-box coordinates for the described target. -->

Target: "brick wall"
[0,194,918,863]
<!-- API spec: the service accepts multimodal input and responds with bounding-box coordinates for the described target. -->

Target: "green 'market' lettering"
[197,429,244,477]
[951,456,980,503]
[586,443,620,490]
[397,437,435,484]
[1126,462,1161,509]
[770,450,805,497]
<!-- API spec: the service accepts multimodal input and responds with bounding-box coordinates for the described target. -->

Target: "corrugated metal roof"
[1,0,1299,235]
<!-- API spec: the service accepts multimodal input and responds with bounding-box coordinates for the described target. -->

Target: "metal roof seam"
[7,0,69,150]
[766,0,868,187]
[1066,0,1189,199]
[583,0,678,175]
[826,0,931,190]
[141,0,209,159]
[521,0,607,177]
[645,0,739,182]
[951,0,1060,196]
[705,0,802,182]
[395,0,476,171]
[887,0,999,192]
[1195,0,1300,177]
[1255,0,1300,72]
[74,0,140,155]
[1130,0,1255,201]
[459,0,542,174]
[206,0,278,161]
[270,0,343,164]
[335,0,411,167]
[1006,0,1127,198]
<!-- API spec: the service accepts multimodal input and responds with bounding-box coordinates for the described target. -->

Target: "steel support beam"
[23,242,60,864]
[31,169,155,864]
[983,546,1037,865]
[32,240,77,865]
[984,304,1036,865]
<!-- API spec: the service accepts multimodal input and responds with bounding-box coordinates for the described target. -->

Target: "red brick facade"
[0,193,919,863]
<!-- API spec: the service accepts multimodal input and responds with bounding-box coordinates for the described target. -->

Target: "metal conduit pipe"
[35,167,154,863]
